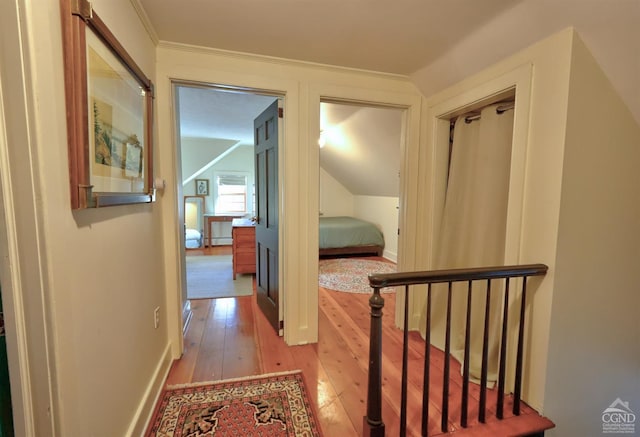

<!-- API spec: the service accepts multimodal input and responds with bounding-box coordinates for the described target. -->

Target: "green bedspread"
[319,216,384,249]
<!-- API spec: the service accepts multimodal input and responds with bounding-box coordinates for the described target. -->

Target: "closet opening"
[429,91,517,386]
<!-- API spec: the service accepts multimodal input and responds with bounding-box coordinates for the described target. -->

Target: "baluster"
[364,287,386,437]
[421,284,432,437]
[514,278,528,416]
[364,264,547,436]
[461,280,473,428]
[400,285,409,437]
[479,279,492,423]
[441,282,453,433]
[497,278,511,419]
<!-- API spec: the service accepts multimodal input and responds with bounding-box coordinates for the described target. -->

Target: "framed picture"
[60,0,155,209]
[195,179,210,196]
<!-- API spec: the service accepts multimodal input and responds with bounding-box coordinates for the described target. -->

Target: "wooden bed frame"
[319,244,383,258]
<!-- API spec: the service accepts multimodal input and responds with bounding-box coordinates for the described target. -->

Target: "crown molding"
[129,0,159,45]
[157,40,410,81]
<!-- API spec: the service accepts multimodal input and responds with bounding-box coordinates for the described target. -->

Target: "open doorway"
[173,84,278,303]
[318,100,404,262]
[317,99,405,329]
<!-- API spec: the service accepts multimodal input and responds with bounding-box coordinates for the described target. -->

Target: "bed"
[319,216,385,257]
[184,195,205,249]
[185,228,203,249]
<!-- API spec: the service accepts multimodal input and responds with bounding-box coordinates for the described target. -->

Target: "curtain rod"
[462,102,514,123]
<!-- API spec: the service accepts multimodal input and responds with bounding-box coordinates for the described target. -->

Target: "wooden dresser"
[231,218,256,279]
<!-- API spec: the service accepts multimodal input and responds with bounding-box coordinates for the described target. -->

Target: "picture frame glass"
[87,29,148,194]
[196,179,209,196]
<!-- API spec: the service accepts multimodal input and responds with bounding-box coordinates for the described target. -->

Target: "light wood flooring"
[165,246,551,436]
[170,246,397,435]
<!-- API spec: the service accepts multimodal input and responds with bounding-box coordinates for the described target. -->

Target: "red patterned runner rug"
[146,370,322,436]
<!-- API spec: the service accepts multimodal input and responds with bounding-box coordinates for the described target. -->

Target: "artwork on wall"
[60,0,155,209]
[195,179,210,196]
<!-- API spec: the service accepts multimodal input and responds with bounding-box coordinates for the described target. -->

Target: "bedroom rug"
[186,255,253,299]
[146,370,322,437]
[318,258,396,293]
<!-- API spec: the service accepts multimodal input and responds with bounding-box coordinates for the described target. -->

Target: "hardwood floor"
[165,250,549,436]
[167,249,392,435]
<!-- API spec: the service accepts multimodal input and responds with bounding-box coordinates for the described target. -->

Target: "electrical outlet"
[154,307,160,329]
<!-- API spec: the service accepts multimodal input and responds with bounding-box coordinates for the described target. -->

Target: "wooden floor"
[165,247,552,436]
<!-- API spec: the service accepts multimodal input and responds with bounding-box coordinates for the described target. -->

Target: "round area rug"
[319,258,396,293]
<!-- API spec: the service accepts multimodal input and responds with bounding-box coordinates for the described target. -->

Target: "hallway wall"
[4,0,170,434]
[408,27,640,436]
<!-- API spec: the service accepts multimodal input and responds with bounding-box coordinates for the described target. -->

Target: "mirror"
[184,195,205,249]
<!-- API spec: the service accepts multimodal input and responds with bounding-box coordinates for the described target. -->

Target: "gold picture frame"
[60,0,155,209]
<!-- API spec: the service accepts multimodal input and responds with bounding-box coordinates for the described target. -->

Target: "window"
[215,174,247,213]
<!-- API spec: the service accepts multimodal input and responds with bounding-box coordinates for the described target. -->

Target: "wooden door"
[254,100,280,333]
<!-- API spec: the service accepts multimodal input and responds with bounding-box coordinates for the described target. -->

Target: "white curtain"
[420,103,514,384]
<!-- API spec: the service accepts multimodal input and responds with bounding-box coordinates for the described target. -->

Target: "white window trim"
[212,170,251,215]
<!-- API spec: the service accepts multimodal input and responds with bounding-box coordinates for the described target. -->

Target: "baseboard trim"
[383,249,397,263]
[125,343,172,436]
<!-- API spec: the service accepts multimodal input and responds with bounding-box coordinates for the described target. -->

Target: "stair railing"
[363,264,548,437]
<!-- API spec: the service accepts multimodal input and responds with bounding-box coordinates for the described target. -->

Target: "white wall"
[410,29,575,413]
[409,26,640,434]
[156,46,422,347]
[320,168,399,260]
[195,145,255,245]
[319,167,354,217]
[0,2,54,434]
[2,0,170,434]
[183,145,255,215]
[543,34,640,437]
[353,196,399,261]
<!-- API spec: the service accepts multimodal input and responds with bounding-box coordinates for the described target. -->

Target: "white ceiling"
[137,0,640,122]
[177,86,277,145]
[150,0,639,196]
[137,0,520,75]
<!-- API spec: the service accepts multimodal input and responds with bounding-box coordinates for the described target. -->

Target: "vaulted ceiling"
[137,0,521,75]
[139,0,639,196]
[136,0,639,123]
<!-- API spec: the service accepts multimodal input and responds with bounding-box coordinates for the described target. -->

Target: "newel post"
[363,287,386,437]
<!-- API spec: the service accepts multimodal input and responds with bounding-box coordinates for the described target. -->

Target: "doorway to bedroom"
[317,98,405,340]
[174,84,278,303]
[318,100,404,262]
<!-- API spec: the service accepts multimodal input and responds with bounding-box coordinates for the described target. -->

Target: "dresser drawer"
[235,246,255,256]
[236,249,254,257]
[234,237,255,247]
[233,228,256,245]
[232,223,256,279]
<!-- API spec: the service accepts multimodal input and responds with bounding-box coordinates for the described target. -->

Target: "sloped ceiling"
[153,0,639,195]
[180,137,239,183]
[320,102,403,197]
[177,86,402,197]
[137,0,639,123]
[136,0,519,75]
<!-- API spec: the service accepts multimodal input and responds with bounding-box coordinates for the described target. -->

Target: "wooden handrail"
[364,263,549,437]
[369,263,548,288]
